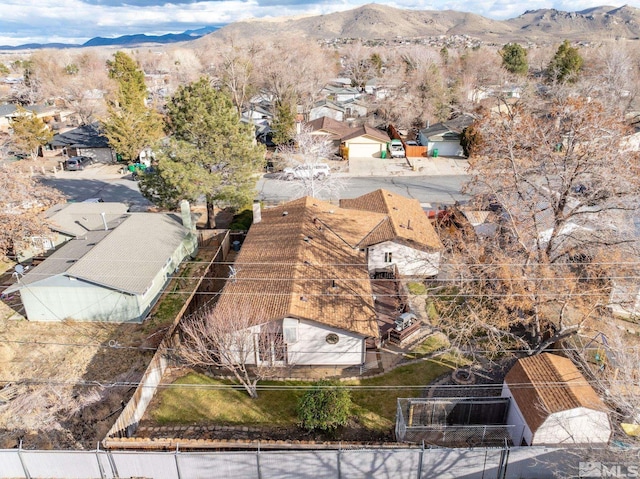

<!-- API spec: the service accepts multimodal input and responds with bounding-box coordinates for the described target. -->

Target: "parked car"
[405,140,419,147]
[64,156,92,171]
[282,163,331,180]
[388,139,405,158]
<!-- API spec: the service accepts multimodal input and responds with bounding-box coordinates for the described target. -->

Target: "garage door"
[347,143,383,158]
[429,141,462,157]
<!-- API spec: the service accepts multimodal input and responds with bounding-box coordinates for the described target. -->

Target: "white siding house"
[210,197,380,368]
[368,240,441,277]
[283,318,365,366]
[340,190,444,278]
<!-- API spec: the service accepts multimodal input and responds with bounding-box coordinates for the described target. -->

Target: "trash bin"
[432,148,439,158]
[232,240,241,252]
[381,150,387,159]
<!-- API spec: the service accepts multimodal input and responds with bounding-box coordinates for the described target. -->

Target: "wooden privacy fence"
[104,230,230,440]
[388,124,428,157]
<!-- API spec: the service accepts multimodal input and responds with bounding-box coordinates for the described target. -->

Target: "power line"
[1,376,637,392]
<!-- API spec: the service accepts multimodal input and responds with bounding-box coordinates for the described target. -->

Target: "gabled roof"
[45,202,129,237]
[311,100,345,113]
[6,213,191,295]
[322,85,361,96]
[341,125,389,143]
[340,189,443,251]
[0,103,59,118]
[420,114,476,139]
[306,117,354,140]
[212,197,380,338]
[50,123,110,149]
[504,353,607,434]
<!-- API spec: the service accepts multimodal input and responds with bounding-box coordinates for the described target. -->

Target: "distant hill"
[2,4,640,52]
[207,3,640,44]
[0,26,222,51]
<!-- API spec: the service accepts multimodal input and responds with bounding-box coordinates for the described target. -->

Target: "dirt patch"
[0,318,156,449]
[0,237,224,450]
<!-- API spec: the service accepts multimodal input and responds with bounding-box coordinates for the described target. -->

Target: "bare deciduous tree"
[276,125,348,199]
[0,165,63,259]
[434,95,640,356]
[179,304,284,399]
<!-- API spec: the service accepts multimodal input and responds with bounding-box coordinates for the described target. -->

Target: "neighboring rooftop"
[6,212,191,295]
[45,202,129,237]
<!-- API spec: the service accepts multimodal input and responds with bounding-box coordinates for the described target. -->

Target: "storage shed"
[502,353,611,446]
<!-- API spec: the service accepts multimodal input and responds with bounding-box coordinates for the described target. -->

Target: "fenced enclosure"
[396,397,523,447]
[0,445,598,479]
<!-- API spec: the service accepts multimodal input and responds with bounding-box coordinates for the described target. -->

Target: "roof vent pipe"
[100,212,108,231]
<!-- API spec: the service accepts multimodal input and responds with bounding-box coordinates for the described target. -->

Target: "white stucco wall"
[283,317,365,366]
[534,408,611,445]
[502,383,611,446]
[609,282,640,319]
[367,241,440,277]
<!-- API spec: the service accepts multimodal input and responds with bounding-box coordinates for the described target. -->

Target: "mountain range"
[2,4,640,51]
[0,26,221,51]
[208,4,640,44]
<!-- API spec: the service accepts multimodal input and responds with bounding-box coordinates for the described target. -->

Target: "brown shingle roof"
[213,197,379,338]
[340,189,443,251]
[504,353,607,434]
[340,125,390,143]
[306,117,355,140]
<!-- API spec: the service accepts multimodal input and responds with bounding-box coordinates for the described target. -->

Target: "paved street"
[258,156,471,206]
[38,156,470,210]
[39,163,153,211]
[256,174,470,206]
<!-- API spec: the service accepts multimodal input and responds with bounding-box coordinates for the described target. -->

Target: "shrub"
[407,281,426,295]
[297,380,352,431]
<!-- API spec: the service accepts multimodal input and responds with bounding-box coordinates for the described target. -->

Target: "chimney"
[252,200,262,224]
[100,212,108,231]
[180,200,193,231]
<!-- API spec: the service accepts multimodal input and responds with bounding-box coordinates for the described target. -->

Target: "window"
[384,252,393,263]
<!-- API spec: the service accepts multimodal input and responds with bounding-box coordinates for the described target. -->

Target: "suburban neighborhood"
[1,5,640,478]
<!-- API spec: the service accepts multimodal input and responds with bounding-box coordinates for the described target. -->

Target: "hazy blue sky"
[0,0,633,46]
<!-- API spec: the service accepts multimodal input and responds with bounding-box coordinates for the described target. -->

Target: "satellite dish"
[14,265,24,275]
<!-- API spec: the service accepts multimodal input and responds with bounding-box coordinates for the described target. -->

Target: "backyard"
[139,352,463,442]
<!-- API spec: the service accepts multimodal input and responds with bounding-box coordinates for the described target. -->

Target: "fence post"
[337,447,342,479]
[17,440,31,479]
[256,443,262,479]
[496,443,510,479]
[96,444,106,479]
[106,450,119,478]
[416,442,424,479]
[174,444,182,479]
